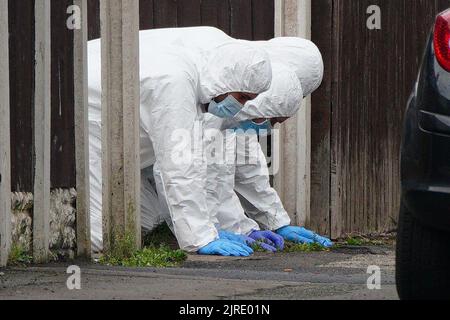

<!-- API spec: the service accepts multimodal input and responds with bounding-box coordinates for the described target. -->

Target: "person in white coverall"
[211,37,333,249]
[208,38,334,249]
[154,62,305,252]
[155,52,333,252]
[88,29,275,256]
[151,29,332,251]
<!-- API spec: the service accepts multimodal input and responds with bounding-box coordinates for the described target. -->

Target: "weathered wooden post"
[33,0,52,263]
[274,0,312,228]
[0,0,12,267]
[100,0,141,253]
[73,0,91,258]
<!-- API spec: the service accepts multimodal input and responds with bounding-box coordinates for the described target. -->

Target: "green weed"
[99,244,187,268]
[8,245,32,266]
[283,242,330,253]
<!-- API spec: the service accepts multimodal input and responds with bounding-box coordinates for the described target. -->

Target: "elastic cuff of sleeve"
[183,232,219,253]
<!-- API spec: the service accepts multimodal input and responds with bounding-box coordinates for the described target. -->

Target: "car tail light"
[434,9,450,72]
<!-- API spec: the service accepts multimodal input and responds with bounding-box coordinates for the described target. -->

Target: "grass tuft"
[344,237,364,246]
[8,245,32,266]
[335,235,394,247]
[283,242,330,253]
[250,242,268,252]
[98,225,186,268]
[99,244,187,268]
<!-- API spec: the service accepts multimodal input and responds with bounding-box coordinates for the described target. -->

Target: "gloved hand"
[249,230,285,250]
[198,239,254,257]
[219,230,278,253]
[276,226,333,248]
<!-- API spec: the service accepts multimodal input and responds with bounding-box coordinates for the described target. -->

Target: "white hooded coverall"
[88,28,273,252]
[210,37,325,234]
[153,30,324,236]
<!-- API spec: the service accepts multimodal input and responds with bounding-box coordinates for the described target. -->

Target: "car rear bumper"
[401,98,450,232]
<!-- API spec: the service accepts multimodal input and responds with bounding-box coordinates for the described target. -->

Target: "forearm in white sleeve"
[234,138,291,231]
[204,126,259,235]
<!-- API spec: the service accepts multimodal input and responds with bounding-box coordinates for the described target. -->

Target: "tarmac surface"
[0,245,398,300]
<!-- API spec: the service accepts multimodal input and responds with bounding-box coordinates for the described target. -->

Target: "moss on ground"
[335,234,395,247]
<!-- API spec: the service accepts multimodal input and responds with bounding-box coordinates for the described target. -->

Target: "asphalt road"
[0,245,398,300]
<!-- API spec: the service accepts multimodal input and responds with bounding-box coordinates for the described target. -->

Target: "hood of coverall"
[232,62,303,122]
[197,42,273,105]
[264,37,324,97]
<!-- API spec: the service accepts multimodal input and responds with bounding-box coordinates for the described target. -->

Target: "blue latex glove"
[198,239,254,257]
[219,230,277,253]
[249,230,285,250]
[276,226,333,248]
[217,231,254,255]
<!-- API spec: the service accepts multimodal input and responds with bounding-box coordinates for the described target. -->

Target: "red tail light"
[434,9,450,72]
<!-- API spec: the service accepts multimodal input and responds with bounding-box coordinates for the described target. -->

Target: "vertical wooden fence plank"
[200,0,219,27]
[74,0,91,258]
[230,0,253,39]
[33,0,52,263]
[252,0,274,40]
[199,0,232,36]
[0,0,12,267]
[9,0,35,193]
[310,0,333,235]
[330,0,342,239]
[217,0,231,34]
[100,0,141,252]
[177,0,201,27]
[87,0,100,40]
[153,0,177,28]
[139,0,154,30]
[51,0,76,189]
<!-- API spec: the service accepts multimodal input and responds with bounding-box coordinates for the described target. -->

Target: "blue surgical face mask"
[235,120,272,136]
[208,95,244,119]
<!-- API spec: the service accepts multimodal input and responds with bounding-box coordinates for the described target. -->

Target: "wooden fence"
[310,0,450,238]
[4,0,450,263]
[8,0,275,193]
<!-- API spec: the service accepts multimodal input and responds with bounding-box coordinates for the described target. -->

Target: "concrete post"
[33,0,52,263]
[100,0,141,253]
[74,0,91,258]
[0,0,12,267]
[274,0,312,227]
[295,0,312,227]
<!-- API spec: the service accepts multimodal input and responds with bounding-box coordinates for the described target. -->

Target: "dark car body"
[401,23,450,232]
